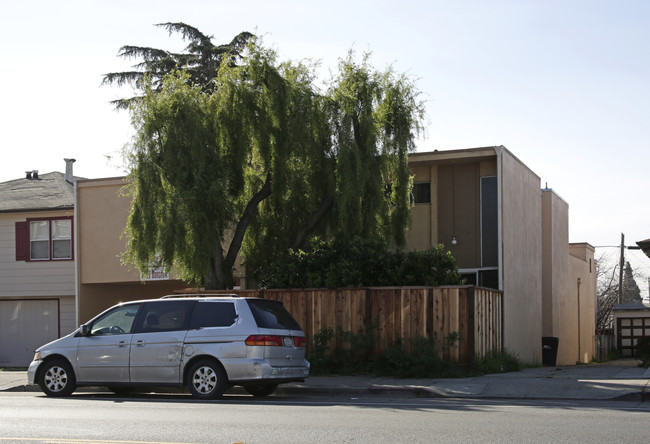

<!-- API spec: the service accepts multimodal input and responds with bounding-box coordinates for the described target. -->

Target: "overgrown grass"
[471,349,521,375]
[307,326,521,378]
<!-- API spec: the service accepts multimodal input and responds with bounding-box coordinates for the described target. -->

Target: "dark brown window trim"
[23,216,74,262]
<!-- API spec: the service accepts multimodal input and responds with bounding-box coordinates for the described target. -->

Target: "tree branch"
[290,195,334,250]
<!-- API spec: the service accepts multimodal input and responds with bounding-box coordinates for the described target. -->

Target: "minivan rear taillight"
[245,335,283,346]
[245,335,306,347]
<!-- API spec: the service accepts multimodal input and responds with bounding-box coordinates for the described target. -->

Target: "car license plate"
[282,336,293,347]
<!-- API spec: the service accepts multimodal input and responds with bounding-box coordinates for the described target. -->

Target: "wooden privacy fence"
[182,286,502,364]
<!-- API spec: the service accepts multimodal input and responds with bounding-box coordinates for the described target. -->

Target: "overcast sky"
[1,0,648,272]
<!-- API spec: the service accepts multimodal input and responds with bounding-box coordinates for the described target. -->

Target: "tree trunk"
[290,195,334,249]
[206,173,273,290]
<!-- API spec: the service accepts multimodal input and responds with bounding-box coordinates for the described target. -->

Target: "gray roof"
[0,172,78,212]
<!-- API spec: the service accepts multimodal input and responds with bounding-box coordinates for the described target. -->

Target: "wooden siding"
[0,215,75,298]
[183,286,503,364]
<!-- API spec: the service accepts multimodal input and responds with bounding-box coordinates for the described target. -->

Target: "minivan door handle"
[135,340,145,347]
[117,341,127,348]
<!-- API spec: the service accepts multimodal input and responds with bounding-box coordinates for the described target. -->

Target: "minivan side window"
[90,304,141,336]
[246,299,301,330]
[190,302,237,328]
[134,301,194,333]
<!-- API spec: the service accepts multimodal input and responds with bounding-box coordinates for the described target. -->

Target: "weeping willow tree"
[120,32,424,289]
[242,53,424,277]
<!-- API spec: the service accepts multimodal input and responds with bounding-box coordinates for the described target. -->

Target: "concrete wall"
[499,148,543,363]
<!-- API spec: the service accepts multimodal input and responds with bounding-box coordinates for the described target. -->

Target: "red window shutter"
[15,221,28,261]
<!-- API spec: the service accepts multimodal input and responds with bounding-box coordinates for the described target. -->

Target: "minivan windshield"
[246,299,301,330]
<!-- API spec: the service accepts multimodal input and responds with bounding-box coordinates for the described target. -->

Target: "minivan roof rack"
[160,293,240,299]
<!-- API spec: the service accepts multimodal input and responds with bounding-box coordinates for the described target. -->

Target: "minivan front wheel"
[187,359,228,399]
[39,359,76,397]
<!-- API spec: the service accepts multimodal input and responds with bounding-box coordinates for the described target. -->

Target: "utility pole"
[618,233,624,304]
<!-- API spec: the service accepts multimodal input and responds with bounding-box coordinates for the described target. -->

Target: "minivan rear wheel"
[39,359,76,397]
[244,383,278,397]
[186,359,228,399]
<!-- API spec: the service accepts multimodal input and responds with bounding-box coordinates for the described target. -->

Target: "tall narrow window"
[480,177,498,267]
[52,219,72,259]
[30,221,50,260]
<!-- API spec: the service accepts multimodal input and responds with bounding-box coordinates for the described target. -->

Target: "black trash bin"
[542,336,559,366]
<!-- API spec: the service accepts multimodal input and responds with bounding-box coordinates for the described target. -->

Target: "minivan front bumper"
[27,357,42,385]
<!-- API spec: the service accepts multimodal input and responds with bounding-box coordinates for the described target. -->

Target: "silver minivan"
[27,295,310,399]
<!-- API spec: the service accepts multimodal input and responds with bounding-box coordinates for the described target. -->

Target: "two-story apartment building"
[0,161,78,366]
[406,146,595,364]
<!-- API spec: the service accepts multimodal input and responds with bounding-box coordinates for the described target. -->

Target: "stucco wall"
[76,178,140,284]
[405,165,437,250]
[569,244,596,364]
[500,148,543,363]
[541,190,596,364]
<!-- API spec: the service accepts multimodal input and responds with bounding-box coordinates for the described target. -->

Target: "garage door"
[617,317,650,357]
[0,300,59,367]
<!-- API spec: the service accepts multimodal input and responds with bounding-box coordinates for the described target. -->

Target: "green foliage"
[471,349,521,375]
[113,25,425,290]
[373,335,462,378]
[308,326,377,375]
[307,327,489,378]
[635,337,650,368]
[256,237,462,288]
[103,23,253,109]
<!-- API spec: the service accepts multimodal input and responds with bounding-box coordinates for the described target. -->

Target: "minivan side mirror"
[79,324,90,336]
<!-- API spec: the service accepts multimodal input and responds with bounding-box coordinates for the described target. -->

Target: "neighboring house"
[406,146,596,364]
[0,160,78,366]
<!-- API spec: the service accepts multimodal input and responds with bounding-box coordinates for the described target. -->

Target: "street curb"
[4,384,647,402]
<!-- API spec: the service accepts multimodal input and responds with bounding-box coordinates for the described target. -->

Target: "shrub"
[256,236,462,288]
[306,326,492,378]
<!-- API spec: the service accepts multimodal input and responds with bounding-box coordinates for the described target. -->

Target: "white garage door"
[0,300,59,367]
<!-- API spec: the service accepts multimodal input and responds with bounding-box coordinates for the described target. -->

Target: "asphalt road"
[0,392,648,443]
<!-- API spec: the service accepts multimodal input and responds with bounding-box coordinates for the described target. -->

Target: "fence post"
[467,286,476,365]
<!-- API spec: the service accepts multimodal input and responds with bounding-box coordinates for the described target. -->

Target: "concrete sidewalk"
[2,360,649,401]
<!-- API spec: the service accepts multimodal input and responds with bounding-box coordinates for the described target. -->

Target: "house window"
[412,182,431,204]
[16,217,73,261]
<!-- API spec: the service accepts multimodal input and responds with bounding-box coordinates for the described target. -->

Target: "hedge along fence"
[178,286,503,364]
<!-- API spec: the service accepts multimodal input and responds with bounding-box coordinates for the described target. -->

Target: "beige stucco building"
[75,177,186,324]
[406,146,595,364]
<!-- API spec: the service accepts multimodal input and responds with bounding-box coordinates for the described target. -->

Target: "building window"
[412,182,431,204]
[16,217,73,261]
